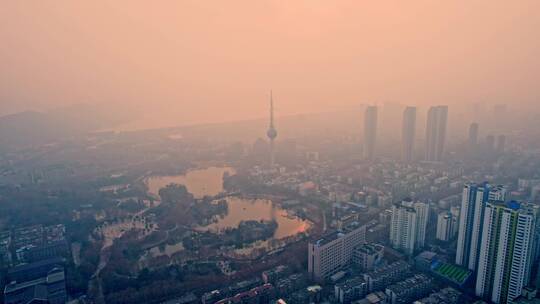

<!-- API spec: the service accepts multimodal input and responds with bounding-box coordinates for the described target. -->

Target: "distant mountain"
[0,104,134,151]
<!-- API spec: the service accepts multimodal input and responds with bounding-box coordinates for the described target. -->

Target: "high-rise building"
[266,91,278,166]
[425,106,448,162]
[414,201,430,249]
[436,212,454,242]
[308,223,366,282]
[485,135,495,152]
[493,104,508,132]
[363,106,378,160]
[469,123,479,146]
[475,201,538,304]
[496,135,506,153]
[401,107,416,162]
[456,183,506,270]
[389,199,429,255]
[390,200,416,255]
[450,206,460,237]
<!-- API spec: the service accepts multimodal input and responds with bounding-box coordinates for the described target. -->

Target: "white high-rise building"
[308,223,366,282]
[413,201,430,248]
[475,201,538,304]
[456,183,506,270]
[436,212,453,242]
[390,199,429,255]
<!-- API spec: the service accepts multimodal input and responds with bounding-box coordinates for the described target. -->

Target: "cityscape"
[1,2,540,304]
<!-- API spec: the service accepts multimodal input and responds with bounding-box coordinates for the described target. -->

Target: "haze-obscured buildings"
[425,106,448,162]
[363,106,378,160]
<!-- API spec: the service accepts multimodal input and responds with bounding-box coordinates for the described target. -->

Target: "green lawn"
[434,263,470,284]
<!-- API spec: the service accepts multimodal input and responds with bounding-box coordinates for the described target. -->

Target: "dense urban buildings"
[2,2,540,304]
[363,106,378,160]
[401,106,417,162]
[425,105,448,162]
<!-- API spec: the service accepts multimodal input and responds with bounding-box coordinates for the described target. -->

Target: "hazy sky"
[1,1,539,126]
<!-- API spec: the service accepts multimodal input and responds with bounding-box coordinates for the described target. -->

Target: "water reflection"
[200,197,309,239]
[146,167,235,199]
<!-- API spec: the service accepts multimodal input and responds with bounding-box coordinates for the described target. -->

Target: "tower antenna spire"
[270,90,274,128]
[266,90,278,167]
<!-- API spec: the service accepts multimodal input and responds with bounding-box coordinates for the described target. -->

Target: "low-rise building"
[363,261,412,292]
[413,287,463,304]
[352,244,384,272]
[215,284,276,304]
[335,278,368,304]
[262,265,290,284]
[275,273,307,297]
[4,267,67,304]
[385,274,435,304]
[352,291,388,304]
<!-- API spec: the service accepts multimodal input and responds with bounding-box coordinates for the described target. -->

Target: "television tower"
[266,91,278,166]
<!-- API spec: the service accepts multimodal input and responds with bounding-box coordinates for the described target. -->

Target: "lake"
[146,166,235,199]
[145,166,311,255]
[200,197,309,240]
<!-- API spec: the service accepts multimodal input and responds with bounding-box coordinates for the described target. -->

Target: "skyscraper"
[496,135,506,153]
[363,106,378,160]
[475,201,538,304]
[455,183,506,270]
[401,107,416,162]
[266,91,277,166]
[485,135,495,152]
[390,199,429,255]
[414,200,430,249]
[468,123,479,146]
[425,105,448,162]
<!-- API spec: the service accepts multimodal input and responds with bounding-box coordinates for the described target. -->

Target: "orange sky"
[1,1,539,126]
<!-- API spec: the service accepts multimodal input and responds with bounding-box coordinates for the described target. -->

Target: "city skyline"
[2,2,540,304]
[2,1,540,126]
